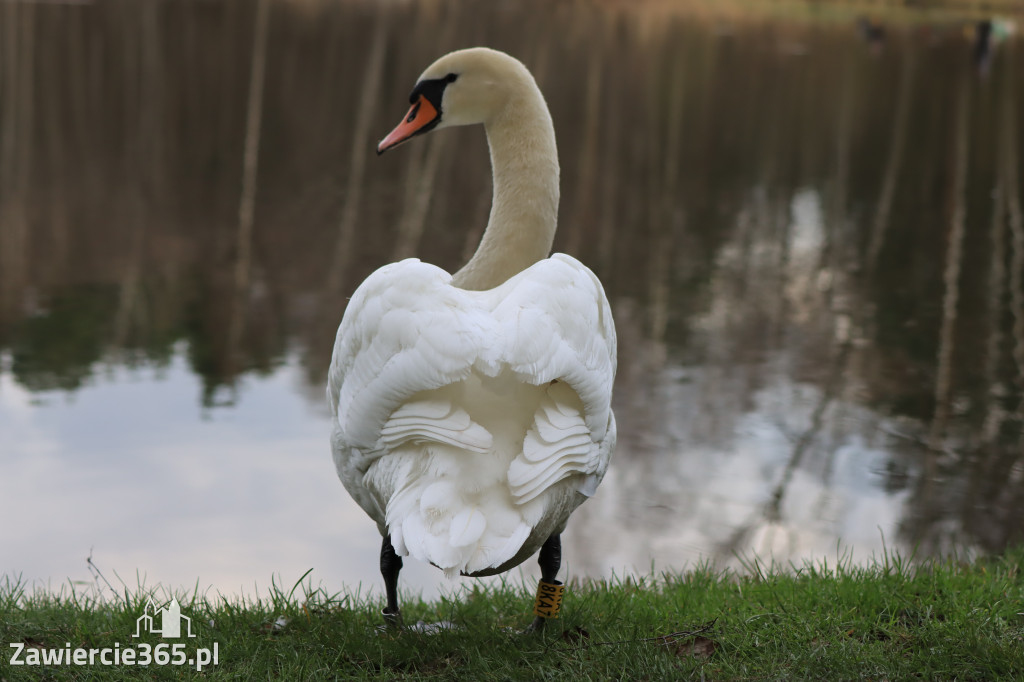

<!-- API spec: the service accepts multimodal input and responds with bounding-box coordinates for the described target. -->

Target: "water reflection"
[0,347,445,598]
[1,0,1022,598]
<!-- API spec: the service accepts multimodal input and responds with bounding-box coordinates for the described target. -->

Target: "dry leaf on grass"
[663,635,718,659]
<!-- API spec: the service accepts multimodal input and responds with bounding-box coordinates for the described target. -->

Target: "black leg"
[538,534,561,583]
[527,534,562,632]
[380,534,403,627]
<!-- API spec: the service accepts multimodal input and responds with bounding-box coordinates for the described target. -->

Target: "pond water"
[1,0,1022,602]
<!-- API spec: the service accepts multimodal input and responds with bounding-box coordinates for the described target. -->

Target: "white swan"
[327,47,616,628]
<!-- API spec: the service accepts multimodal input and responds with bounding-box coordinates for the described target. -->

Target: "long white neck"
[450,83,559,291]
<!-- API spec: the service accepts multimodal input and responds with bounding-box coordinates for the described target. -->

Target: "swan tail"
[377,454,536,576]
[365,397,538,575]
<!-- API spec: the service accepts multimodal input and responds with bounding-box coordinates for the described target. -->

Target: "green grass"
[2,550,1023,680]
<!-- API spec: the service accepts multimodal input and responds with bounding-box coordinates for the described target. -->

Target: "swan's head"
[377,48,533,155]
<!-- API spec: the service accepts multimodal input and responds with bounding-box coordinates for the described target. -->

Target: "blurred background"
[1,0,1022,601]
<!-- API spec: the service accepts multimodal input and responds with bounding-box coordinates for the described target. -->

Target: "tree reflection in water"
[0,0,1021,589]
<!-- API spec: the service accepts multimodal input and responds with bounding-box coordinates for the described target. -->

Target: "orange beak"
[377,95,440,155]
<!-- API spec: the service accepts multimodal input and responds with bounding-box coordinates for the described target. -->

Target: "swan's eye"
[406,101,421,123]
[445,73,458,83]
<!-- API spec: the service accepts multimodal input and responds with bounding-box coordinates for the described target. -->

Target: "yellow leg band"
[532,580,565,619]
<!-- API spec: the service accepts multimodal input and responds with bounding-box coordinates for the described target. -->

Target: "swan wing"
[328,257,487,454]
[328,259,490,527]
[490,254,617,504]
[494,254,616,434]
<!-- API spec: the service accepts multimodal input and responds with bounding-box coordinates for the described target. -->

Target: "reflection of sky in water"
[0,348,458,600]
[1,334,919,603]
[569,365,913,579]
